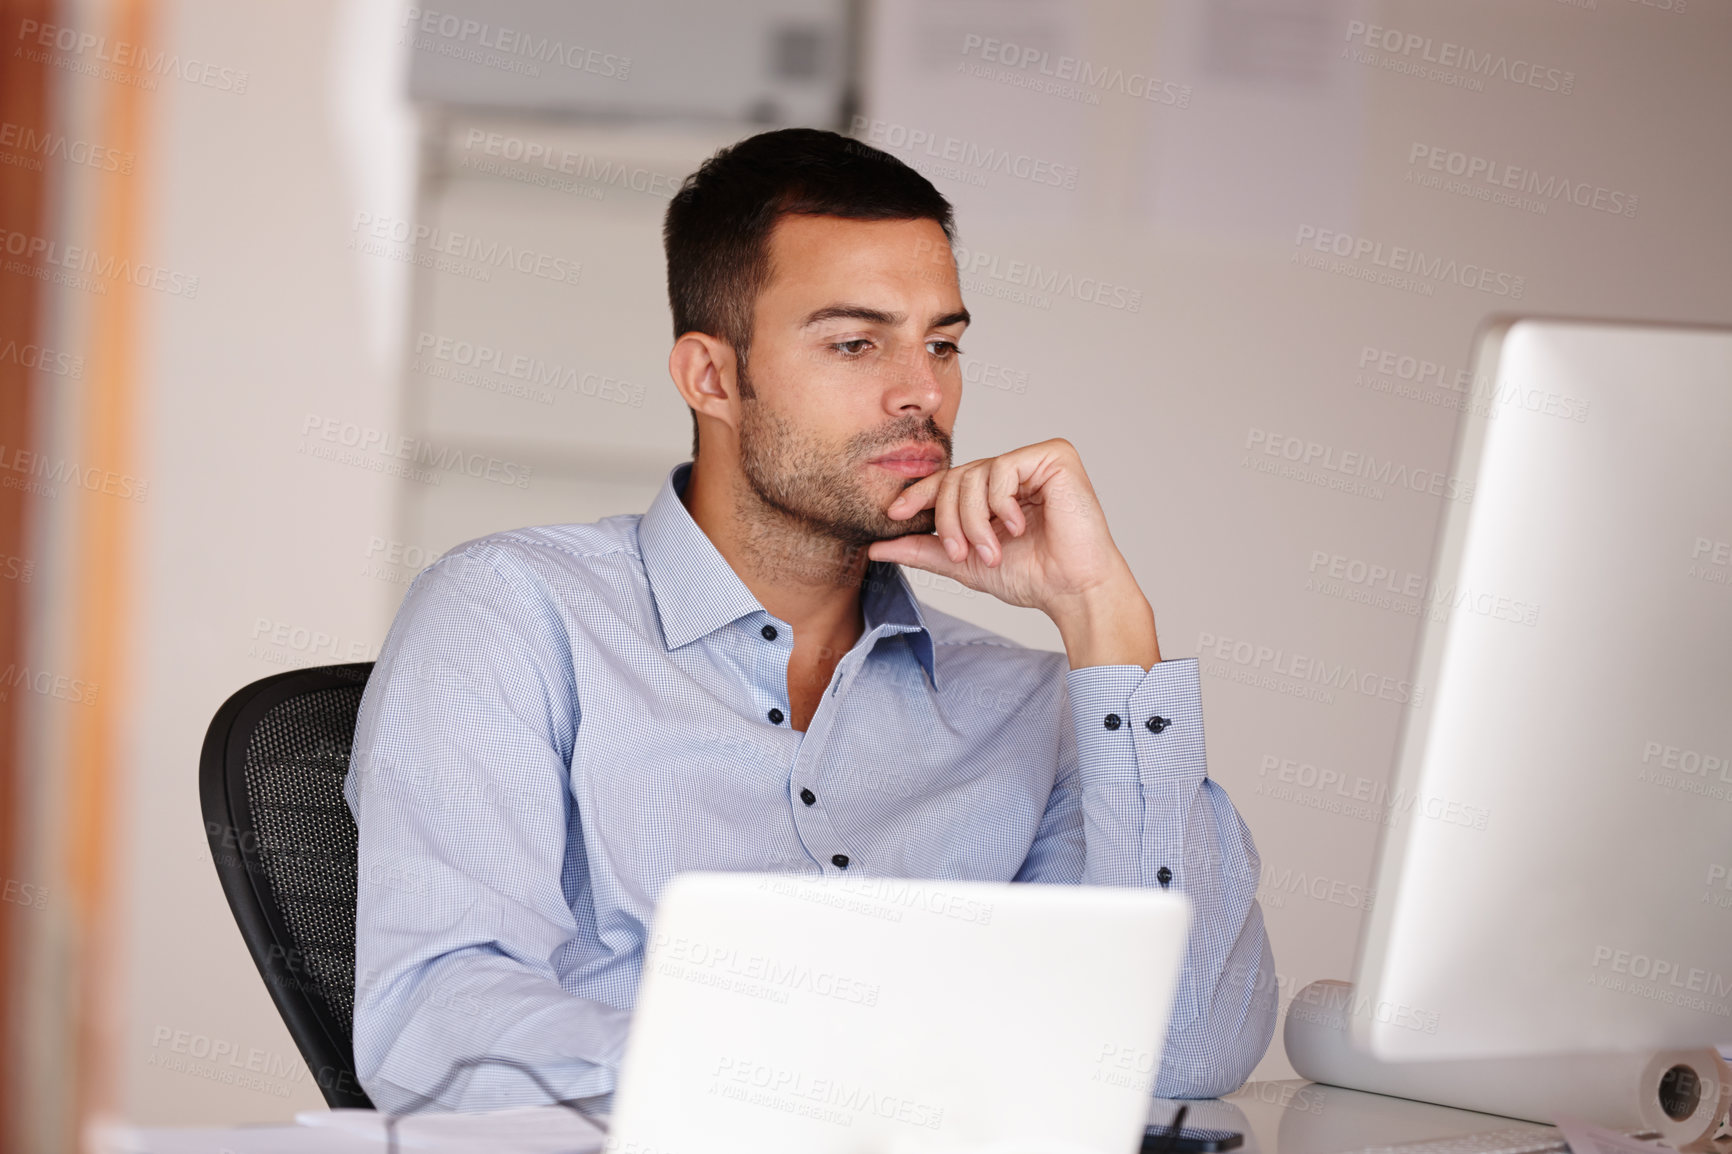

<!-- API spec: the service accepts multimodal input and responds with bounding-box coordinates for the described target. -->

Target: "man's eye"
[832,339,872,356]
[928,340,962,359]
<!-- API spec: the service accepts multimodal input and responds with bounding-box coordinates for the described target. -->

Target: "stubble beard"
[734,362,948,587]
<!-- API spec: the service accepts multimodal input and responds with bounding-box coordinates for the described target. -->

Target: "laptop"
[605,871,1192,1154]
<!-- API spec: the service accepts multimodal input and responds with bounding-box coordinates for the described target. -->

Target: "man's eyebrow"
[799,304,972,330]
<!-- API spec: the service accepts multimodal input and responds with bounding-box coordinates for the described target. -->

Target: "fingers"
[891,456,1028,565]
[986,457,1026,537]
[886,473,940,520]
[933,464,968,563]
[881,464,974,563]
[956,465,1001,565]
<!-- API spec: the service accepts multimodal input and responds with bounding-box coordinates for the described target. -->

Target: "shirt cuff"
[1067,657,1208,787]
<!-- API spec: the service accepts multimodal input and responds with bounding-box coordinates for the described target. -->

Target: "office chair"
[200,662,376,1109]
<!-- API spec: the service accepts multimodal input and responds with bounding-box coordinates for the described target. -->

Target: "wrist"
[1050,573,1161,670]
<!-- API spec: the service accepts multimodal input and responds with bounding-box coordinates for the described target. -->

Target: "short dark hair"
[663,127,957,459]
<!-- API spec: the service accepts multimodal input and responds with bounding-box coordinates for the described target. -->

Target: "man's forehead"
[763,215,962,317]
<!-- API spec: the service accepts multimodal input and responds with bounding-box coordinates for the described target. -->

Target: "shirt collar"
[638,461,938,689]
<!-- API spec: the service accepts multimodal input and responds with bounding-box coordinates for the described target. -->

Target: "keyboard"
[1346,1124,1659,1154]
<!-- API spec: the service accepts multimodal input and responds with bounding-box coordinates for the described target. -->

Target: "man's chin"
[870,508,936,541]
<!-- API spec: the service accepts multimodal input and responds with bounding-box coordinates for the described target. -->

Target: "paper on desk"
[295,1104,607,1152]
[95,1104,607,1154]
[1552,1116,1673,1154]
[91,1121,378,1153]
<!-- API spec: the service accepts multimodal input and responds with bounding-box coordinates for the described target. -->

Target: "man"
[345,126,1276,1114]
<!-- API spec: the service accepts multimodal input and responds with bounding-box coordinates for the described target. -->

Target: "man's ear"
[669,333,740,433]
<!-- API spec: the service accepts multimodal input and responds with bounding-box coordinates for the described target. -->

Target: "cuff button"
[1103,713,1122,730]
[1146,715,1171,733]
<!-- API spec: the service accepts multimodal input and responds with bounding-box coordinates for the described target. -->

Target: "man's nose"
[883,345,944,413]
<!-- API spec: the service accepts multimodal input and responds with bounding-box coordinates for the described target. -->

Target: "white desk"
[108,1079,1573,1153]
[1179,1080,1561,1154]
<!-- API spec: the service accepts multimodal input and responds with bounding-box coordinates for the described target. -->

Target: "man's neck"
[680,454,869,653]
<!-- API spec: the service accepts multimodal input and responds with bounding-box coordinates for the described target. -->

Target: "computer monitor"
[1351,317,1732,1062]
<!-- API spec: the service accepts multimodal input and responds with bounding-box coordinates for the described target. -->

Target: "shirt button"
[1157,866,1173,888]
[832,854,850,869]
[800,788,816,806]
[1146,715,1171,733]
[1103,713,1121,730]
[761,624,778,641]
[767,707,784,724]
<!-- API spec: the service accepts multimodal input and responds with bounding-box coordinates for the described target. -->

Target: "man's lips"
[871,457,942,478]
[867,443,946,478]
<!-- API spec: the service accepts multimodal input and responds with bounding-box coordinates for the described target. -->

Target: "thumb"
[866,533,964,579]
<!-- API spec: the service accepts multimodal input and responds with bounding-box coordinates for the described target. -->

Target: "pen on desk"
[1153,1103,1189,1154]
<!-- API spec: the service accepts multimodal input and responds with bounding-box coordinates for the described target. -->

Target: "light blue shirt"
[344,461,1277,1113]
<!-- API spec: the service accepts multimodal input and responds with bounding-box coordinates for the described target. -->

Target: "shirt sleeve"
[1014,656,1278,1098]
[343,546,629,1113]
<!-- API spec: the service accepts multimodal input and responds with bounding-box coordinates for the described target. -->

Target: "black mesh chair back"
[200,662,376,1108]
